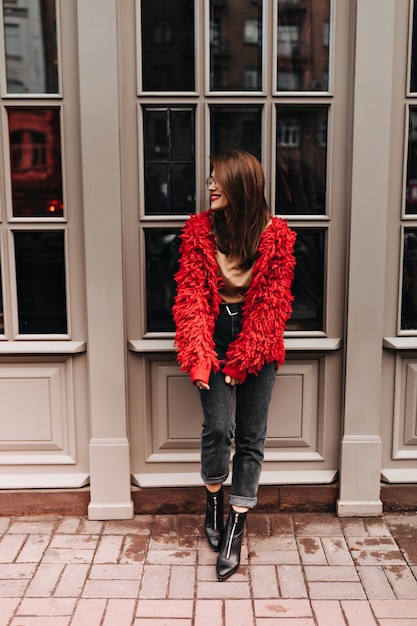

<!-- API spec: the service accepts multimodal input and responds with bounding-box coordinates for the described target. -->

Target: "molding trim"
[0,473,89,489]
[381,468,417,482]
[383,337,417,350]
[132,469,338,488]
[88,438,133,520]
[337,499,383,517]
[0,341,86,354]
[88,502,134,520]
[128,338,342,353]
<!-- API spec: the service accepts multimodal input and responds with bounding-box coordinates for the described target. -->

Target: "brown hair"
[210,150,271,269]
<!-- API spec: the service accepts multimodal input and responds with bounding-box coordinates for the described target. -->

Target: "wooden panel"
[393,356,417,459]
[0,359,76,464]
[151,362,201,457]
[149,357,323,462]
[268,362,317,446]
[404,362,417,444]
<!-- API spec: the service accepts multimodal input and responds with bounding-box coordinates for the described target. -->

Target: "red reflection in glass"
[7,108,63,218]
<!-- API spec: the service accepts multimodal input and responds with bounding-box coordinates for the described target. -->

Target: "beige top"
[216,251,254,303]
[215,219,272,304]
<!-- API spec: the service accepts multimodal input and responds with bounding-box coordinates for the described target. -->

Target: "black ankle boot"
[204,487,224,552]
[216,507,247,581]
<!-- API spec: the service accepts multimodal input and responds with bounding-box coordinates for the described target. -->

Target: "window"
[14,230,67,334]
[136,0,334,335]
[153,19,172,44]
[142,106,196,216]
[244,18,259,44]
[209,0,263,91]
[402,2,417,331]
[277,123,300,147]
[276,0,331,93]
[210,105,262,160]
[140,0,195,92]
[401,228,417,330]
[1,2,70,339]
[3,0,59,94]
[145,229,180,332]
[410,0,417,93]
[8,107,63,218]
[276,105,328,215]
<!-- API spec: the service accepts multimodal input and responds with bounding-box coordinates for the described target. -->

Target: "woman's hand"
[195,376,240,388]
[195,380,210,390]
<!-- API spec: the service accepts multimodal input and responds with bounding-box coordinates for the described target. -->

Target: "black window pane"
[171,110,194,161]
[145,163,169,214]
[141,0,195,91]
[171,164,195,213]
[411,0,417,92]
[401,228,417,330]
[288,228,325,331]
[14,231,67,334]
[405,108,417,215]
[277,0,331,92]
[276,105,328,215]
[145,229,180,333]
[210,105,262,160]
[3,0,59,94]
[143,107,196,215]
[210,0,263,91]
[8,107,63,218]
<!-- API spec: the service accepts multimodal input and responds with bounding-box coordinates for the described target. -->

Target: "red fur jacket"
[173,211,296,385]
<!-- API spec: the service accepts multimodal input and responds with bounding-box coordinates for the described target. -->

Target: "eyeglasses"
[205,176,218,188]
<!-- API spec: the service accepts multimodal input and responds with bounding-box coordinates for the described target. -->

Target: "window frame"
[136,0,339,340]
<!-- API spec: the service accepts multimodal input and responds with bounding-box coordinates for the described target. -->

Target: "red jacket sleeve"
[172,213,221,385]
[222,219,296,382]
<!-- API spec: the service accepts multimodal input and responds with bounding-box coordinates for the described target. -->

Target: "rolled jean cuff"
[201,472,229,485]
[229,494,257,509]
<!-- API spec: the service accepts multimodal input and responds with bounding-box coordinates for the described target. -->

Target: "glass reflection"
[210,0,263,91]
[8,107,63,218]
[277,0,330,92]
[288,228,324,331]
[3,0,58,94]
[145,229,180,332]
[210,106,262,160]
[405,108,417,214]
[141,0,195,91]
[143,107,195,215]
[276,105,328,214]
[14,231,67,334]
[401,229,417,330]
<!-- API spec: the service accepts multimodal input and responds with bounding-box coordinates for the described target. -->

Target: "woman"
[173,150,296,581]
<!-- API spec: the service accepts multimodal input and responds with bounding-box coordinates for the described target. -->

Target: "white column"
[77,0,133,519]
[338,0,396,516]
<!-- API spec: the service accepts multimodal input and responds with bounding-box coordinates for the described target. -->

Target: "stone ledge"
[0,484,415,516]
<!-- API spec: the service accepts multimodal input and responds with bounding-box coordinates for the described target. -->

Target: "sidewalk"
[1,511,417,625]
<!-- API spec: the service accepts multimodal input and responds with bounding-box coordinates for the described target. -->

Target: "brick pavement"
[0,511,416,625]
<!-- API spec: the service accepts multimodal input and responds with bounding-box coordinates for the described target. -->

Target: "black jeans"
[198,303,276,509]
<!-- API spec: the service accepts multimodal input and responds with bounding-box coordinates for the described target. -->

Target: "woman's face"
[207,169,228,211]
